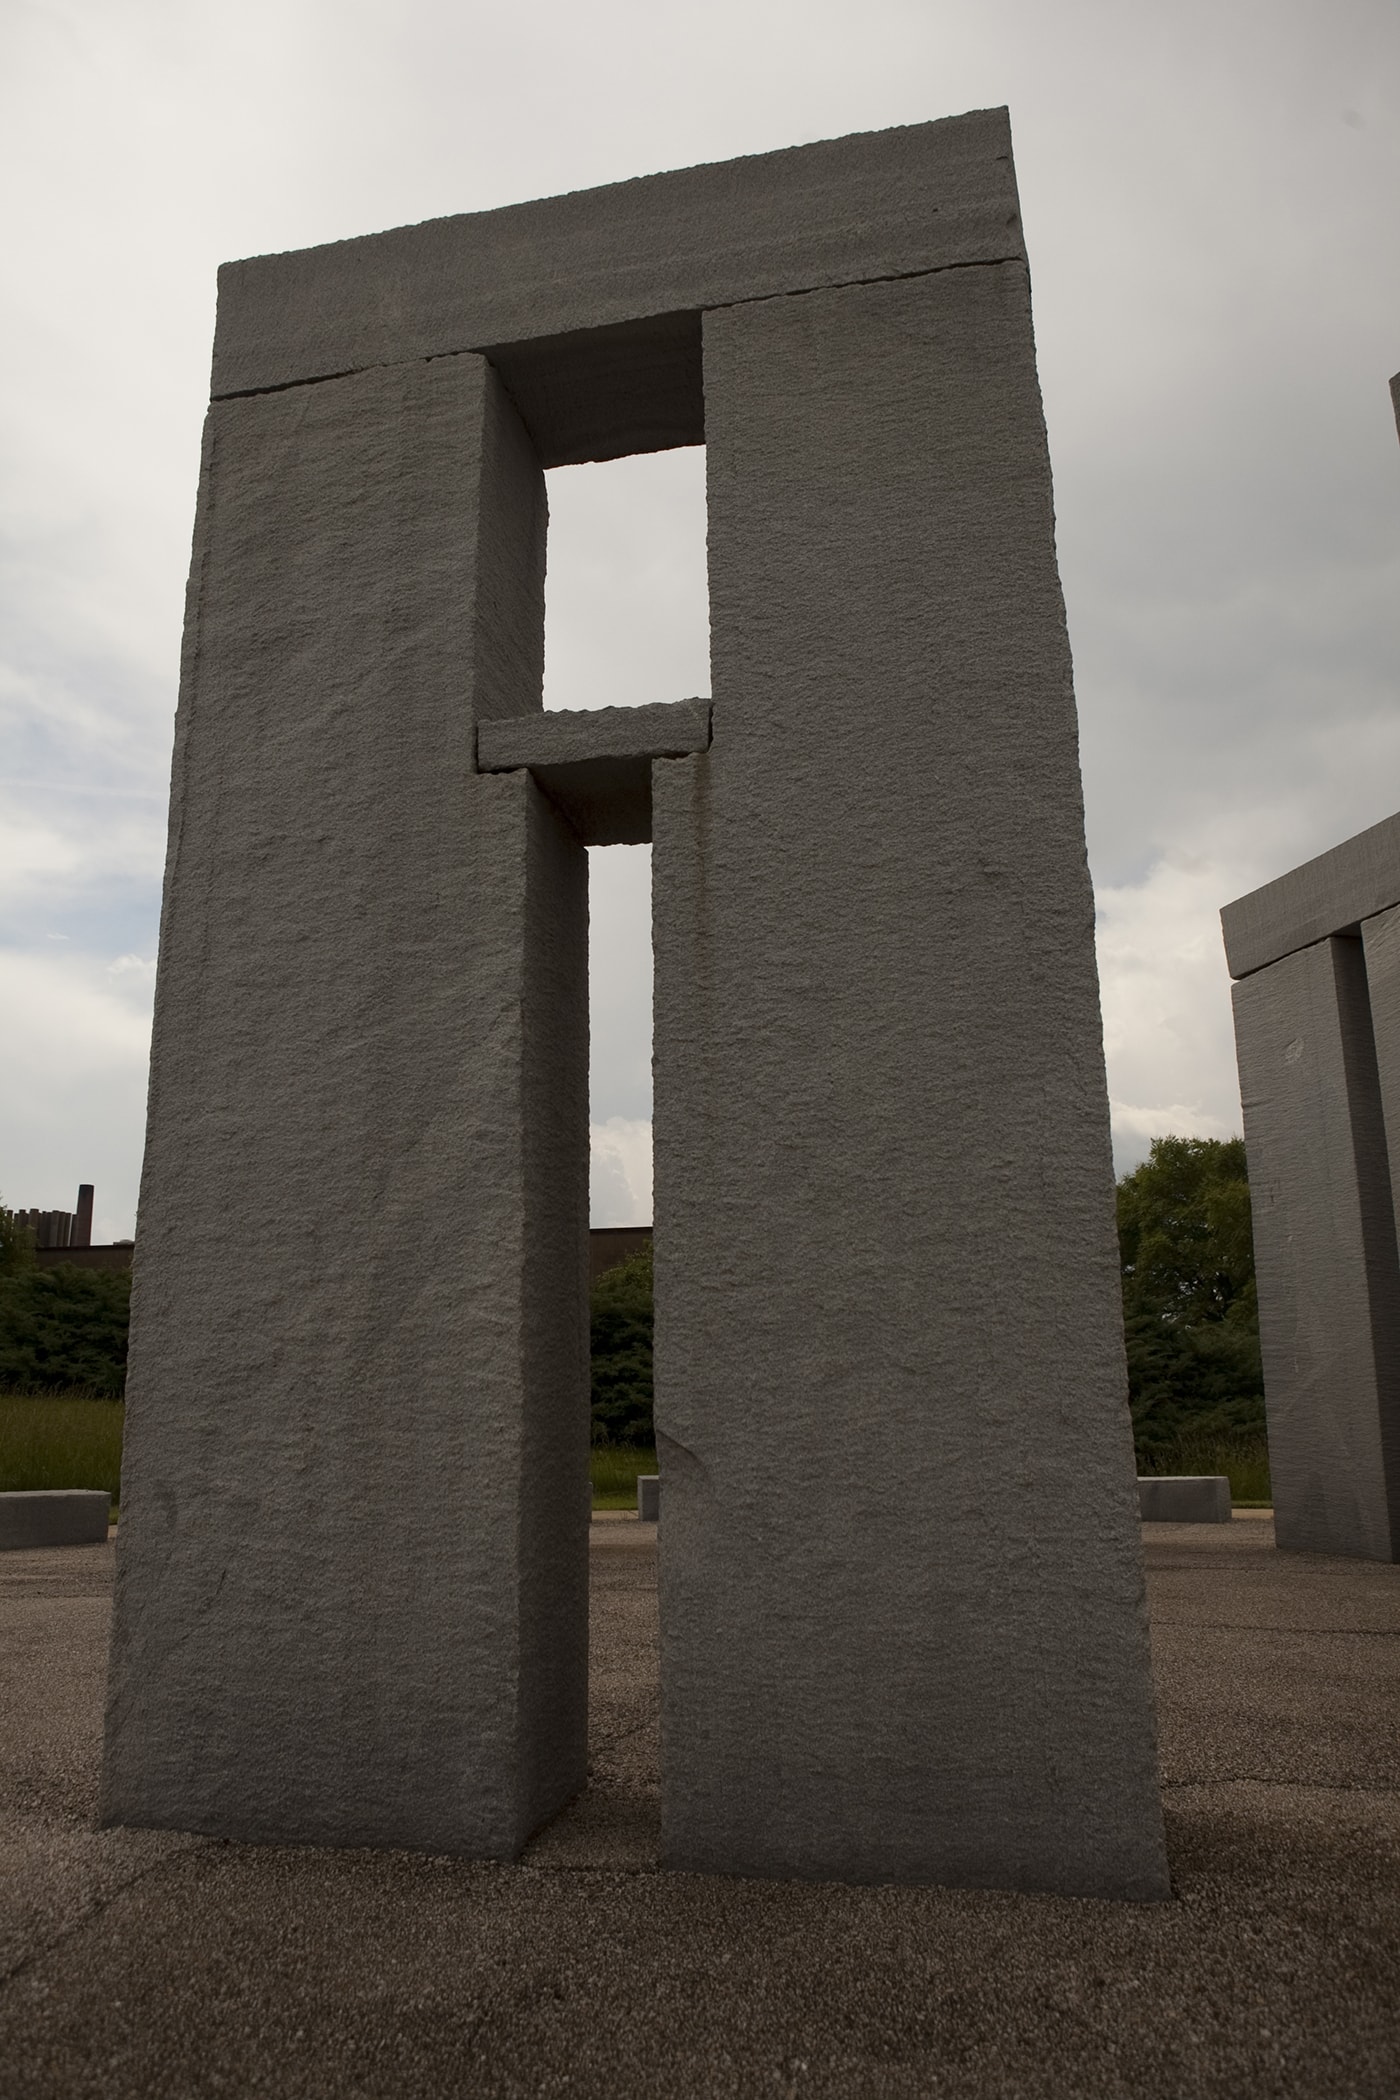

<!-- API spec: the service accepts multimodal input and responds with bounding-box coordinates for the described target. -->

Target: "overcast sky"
[3,0,1398,1238]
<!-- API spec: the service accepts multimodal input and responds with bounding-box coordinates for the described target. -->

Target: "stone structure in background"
[1220,371,1400,1567]
[102,111,1168,1898]
[1224,807,1400,1563]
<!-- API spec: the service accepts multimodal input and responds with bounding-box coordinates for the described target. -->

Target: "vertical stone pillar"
[1360,907,1400,1557]
[1232,937,1400,1560]
[652,265,1168,1896]
[1361,903,1400,1224]
[102,356,590,1853]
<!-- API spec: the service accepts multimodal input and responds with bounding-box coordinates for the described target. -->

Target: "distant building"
[589,1224,652,1284]
[20,1184,642,1280]
[16,1182,92,1248]
[15,1185,135,1270]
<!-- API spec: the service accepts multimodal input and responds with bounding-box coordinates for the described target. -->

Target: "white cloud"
[2,0,1398,1236]
[0,812,83,893]
[106,954,159,992]
[1096,849,1249,1176]
[0,948,154,1240]
[544,451,710,714]
[590,1117,653,1227]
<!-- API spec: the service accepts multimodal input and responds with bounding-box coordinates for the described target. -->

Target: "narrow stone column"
[1361,902,1400,1232]
[1232,937,1400,1560]
[102,356,590,1853]
[652,264,1168,1897]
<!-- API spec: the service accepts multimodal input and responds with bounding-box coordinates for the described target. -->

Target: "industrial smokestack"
[73,1185,94,1248]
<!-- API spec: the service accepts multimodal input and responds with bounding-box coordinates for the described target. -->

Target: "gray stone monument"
[102,110,1168,1898]
[1224,807,1400,1564]
[1219,367,1400,1567]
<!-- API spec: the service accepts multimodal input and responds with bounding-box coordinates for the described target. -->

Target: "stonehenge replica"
[1223,375,1400,1567]
[102,111,1169,1898]
[1225,819,1400,1562]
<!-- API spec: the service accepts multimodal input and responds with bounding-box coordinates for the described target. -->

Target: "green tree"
[0,1202,36,1277]
[590,1243,653,1447]
[0,1203,130,1396]
[1117,1136,1263,1459]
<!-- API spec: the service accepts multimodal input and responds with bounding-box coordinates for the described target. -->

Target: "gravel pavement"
[1,1512,1397,2099]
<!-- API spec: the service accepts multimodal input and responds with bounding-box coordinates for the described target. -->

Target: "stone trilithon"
[101,110,1169,1899]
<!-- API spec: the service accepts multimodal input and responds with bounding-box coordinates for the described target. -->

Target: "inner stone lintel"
[477,698,711,845]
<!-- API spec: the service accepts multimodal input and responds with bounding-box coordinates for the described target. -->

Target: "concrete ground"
[1,1515,1398,2099]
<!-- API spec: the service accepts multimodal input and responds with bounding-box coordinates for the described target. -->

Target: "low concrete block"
[0,1491,111,1550]
[637,1476,660,1523]
[1137,1476,1231,1524]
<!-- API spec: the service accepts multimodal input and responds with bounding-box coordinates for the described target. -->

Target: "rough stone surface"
[636,1477,660,1523]
[651,265,1166,1897]
[1221,806,1400,978]
[1360,900,1400,1258]
[1224,801,1400,1568]
[0,1495,110,1552]
[113,119,1167,1895]
[1231,938,1400,1561]
[211,110,1024,441]
[102,355,590,1854]
[478,699,710,844]
[1136,1478,1231,1523]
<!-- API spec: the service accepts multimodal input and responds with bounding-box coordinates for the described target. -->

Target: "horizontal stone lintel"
[212,112,1021,416]
[477,699,711,846]
[1221,806,1400,979]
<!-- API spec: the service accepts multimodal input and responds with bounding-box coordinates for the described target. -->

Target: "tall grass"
[0,1401,653,1514]
[0,1391,124,1498]
[0,1395,1274,1516]
[1139,1431,1271,1506]
[591,1441,656,1510]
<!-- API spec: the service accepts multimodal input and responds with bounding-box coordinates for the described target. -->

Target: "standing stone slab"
[1360,902,1400,1241]
[651,265,1167,1897]
[1221,374,1400,1563]
[1231,939,1400,1561]
[102,356,590,1853]
[107,114,1169,1894]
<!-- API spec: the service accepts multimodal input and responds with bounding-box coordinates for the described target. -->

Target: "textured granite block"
[1222,809,1400,979]
[113,117,1170,1898]
[636,1477,660,1523]
[0,1492,110,1550]
[210,111,1023,464]
[651,264,1167,1899]
[479,699,710,772]
[1137,1477,1231,1523]
[1361,902,1400,1237]
[478,699,710,844]
[1232,939,1400,1561]
[102,355,590,1854]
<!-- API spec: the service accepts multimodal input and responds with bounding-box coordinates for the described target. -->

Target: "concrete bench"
[0,1491,111,1550]
[1137,1475,1232,1523]
[637,1475,660,1523]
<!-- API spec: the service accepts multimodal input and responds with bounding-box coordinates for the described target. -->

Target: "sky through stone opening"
[541,448,709,1225]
